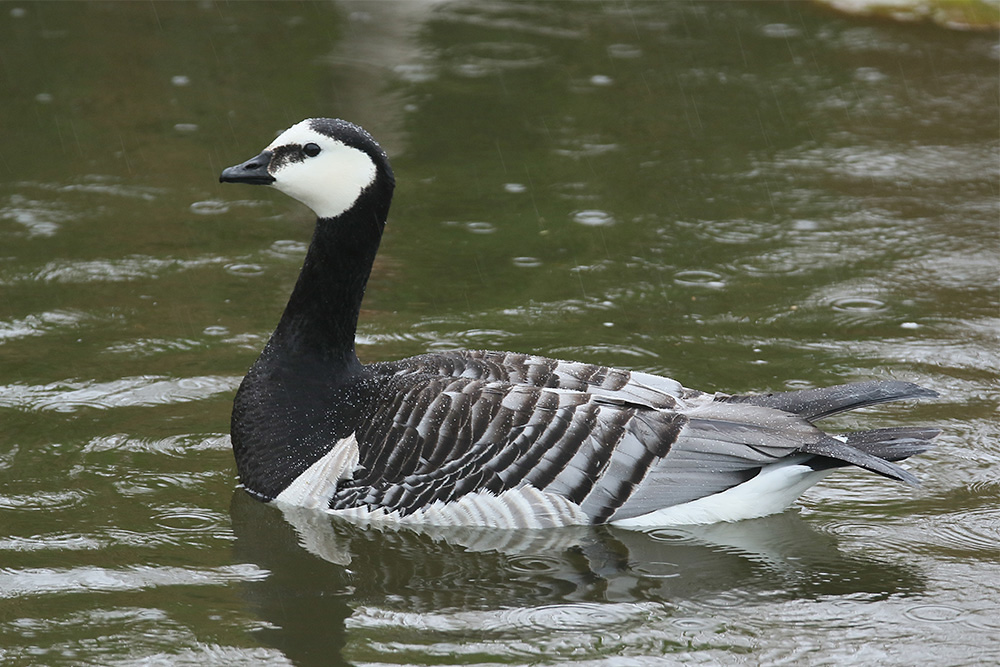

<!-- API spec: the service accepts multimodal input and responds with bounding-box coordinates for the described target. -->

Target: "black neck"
[261,180,392,372]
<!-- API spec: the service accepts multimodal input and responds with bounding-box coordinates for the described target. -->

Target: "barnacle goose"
[219,118,938,529]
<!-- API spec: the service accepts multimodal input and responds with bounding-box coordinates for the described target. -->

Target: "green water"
[1,2,997,665]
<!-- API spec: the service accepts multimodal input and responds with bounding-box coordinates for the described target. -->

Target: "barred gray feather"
[310,350,937,525]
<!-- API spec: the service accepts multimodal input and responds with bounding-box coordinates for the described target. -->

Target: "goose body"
[219,118,937,528]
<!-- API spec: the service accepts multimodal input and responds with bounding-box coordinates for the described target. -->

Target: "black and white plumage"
[219,118,938,529]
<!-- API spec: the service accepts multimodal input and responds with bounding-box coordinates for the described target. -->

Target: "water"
[1,2,997,665]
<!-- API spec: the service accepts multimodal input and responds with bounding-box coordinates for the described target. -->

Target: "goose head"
[220,118,392,220]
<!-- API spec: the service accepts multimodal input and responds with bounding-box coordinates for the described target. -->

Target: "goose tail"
[719,380,938,486]
[799,427,939,486]
[718,380,937,422]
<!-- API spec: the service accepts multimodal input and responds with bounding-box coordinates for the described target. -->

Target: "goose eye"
[303,143,321,158]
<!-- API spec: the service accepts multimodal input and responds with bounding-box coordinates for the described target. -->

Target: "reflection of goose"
[229,491,926,662]
[219,118,938,528]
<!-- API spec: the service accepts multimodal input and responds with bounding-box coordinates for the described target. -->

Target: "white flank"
[330,485,590,529]
[611,455,834,528]
[273,434,360,510]
[266,120,378,220]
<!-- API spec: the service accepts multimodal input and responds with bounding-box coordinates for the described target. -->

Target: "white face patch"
[265,119,378,220]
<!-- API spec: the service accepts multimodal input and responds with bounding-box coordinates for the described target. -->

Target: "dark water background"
[1,2,997,665]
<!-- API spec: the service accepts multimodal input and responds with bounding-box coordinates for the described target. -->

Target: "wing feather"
[317,352,934,526]
[332,357,679,521]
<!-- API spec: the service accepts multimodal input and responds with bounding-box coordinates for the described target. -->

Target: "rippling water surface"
[1,2,997,665]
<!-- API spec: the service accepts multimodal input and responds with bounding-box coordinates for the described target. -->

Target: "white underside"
[611,455,833,528]
[271,437,832,529]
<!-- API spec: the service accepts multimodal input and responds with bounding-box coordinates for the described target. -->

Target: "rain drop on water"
[572,210,615,227]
